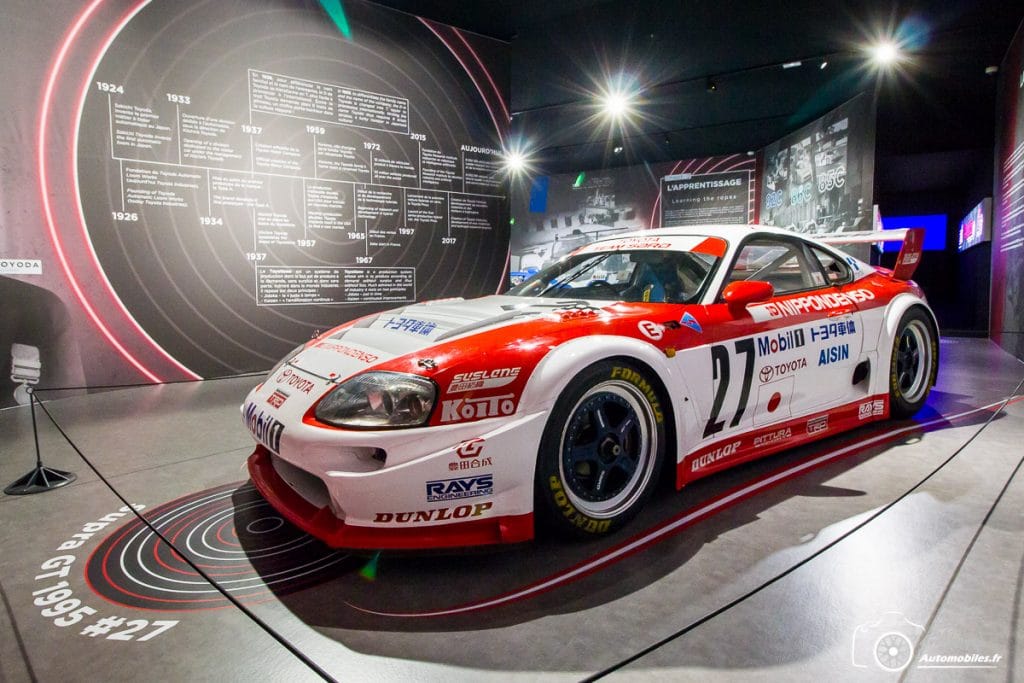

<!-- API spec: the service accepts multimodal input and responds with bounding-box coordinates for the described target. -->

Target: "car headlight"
[265,343,306,381]
[315,372,436,429]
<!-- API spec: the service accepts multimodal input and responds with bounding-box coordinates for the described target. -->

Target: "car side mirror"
[722,280,774,310]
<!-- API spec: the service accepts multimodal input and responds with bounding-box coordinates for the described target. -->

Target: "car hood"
[287,295,610,382]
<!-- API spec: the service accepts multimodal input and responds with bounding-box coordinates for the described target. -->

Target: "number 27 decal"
[703,339,755,438]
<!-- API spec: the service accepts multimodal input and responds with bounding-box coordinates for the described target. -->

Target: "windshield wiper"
[535,255,610,297]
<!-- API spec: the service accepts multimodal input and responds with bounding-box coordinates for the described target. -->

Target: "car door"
[697,235,865,452]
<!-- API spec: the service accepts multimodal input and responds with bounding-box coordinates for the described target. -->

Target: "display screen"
[879,214,947,252]
[958,199,991,252]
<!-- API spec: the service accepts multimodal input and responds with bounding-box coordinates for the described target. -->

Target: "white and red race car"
[242,225,938,550]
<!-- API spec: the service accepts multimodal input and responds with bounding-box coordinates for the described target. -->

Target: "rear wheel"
[888,307,938,418]
[534,361,666,538]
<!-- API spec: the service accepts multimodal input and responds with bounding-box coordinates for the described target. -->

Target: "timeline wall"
[0,0,509,406]
[992,21,1024,360]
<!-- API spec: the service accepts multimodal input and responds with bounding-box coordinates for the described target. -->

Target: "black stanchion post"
[4,387,76,495]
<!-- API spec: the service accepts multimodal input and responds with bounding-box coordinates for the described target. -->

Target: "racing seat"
[622,262,667,302]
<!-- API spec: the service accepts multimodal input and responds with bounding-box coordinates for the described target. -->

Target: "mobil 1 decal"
[75,0,509,377]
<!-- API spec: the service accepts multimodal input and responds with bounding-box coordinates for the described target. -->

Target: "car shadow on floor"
[233,396,1006,642]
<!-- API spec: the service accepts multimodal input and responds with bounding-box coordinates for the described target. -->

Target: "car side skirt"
[678,393,890,488]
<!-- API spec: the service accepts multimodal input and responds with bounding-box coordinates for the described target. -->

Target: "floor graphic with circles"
[85,482,349,611]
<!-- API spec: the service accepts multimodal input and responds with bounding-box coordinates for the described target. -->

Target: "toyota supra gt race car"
[243,224,937,550]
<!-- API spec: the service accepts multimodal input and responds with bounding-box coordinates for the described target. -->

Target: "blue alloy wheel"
[535,361,665,537]
[888,307,938,418]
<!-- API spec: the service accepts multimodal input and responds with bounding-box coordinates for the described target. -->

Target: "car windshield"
[507,248,720,303]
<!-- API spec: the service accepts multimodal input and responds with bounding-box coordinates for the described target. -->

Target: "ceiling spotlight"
[985,65,998,75]
[613,145,624,154]
[782,60,802,69]
[599,86,635,121]
[706,78,717,92]
[820,60,828,70]
[503,150,526,174]
[501,144,533,175]
[869,40,900,66]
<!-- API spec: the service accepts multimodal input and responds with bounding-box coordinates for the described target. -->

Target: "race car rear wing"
[813,228,924,281]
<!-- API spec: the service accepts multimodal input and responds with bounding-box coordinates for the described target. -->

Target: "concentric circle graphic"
[86,482,348,611]
[73,0,510,378]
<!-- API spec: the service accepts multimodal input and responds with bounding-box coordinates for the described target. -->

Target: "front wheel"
[534,361,666,538]
[888,307,939,418]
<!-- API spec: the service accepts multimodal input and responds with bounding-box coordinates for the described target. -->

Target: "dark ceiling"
[372,0,1023,174]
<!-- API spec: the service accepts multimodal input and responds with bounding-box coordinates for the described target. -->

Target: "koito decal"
[756,328,806,356]
[447,367,521,393]
[748,289,876,321]
[314,341,379,364]
[690,440,741,471]
[439,394,516,423]
[818,344,850,365]
[372,502,493,523]
[244,403,285,453]
[426,474,493,502]
[274,368,316,394]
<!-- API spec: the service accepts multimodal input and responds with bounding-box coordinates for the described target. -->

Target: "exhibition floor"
[1,337,1022,681]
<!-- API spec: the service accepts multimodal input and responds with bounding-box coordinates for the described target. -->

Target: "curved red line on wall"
[38,0,202,382]
[37,0,167,382]
[70,0,202,380]
[453,28,509,122]
[419,18,505,146]
[495,245,510,294]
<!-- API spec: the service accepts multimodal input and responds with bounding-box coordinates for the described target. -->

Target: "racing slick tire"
[888,307,939,419]
[534,360,666,538]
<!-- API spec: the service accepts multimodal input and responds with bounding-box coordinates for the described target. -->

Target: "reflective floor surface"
[1,337,1022,681]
